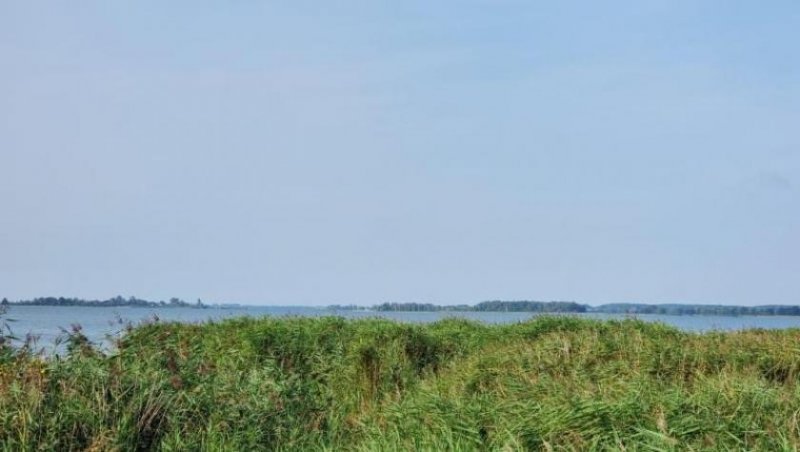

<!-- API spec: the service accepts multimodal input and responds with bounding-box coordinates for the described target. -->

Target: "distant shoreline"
[329,301,800,316]
[4,298,800,316]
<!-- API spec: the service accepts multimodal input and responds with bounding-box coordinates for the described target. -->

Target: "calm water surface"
[4,305,800,352]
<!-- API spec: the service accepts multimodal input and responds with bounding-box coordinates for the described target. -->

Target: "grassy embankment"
[2,316,800,450]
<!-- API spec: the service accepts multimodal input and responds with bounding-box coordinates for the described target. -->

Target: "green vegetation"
[3,315,800,450]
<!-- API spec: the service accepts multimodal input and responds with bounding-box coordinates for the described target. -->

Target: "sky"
[1,1,798,306]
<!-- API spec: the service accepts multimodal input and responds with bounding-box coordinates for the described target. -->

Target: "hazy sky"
[1,1,798,305]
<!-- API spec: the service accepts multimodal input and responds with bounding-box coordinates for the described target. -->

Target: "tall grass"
[2,315,800,450]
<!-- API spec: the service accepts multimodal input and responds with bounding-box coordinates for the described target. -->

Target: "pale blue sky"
[1,1,798,305]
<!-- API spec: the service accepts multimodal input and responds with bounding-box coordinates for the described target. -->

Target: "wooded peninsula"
[1,296,206,308]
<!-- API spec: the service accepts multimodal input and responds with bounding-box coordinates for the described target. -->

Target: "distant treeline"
[5,297,799,316]
[372,303,472,312]
[1,296,206,308]
[334,301,800,316]
[475,300,588,312]
[368,301,587,313]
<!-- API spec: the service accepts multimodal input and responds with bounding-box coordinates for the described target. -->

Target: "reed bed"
[2,316,800,450]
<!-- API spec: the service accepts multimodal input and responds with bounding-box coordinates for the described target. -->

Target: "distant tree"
[1,298,8,306]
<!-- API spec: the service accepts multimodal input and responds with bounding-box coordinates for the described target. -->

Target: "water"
[5,305,800,352]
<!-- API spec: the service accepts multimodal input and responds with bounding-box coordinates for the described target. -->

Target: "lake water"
[4,305,800,352]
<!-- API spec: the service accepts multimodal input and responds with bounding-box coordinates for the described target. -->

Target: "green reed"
[1,315,799,450]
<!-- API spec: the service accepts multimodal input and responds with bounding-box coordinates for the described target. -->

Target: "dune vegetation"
[2,315,800,450]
